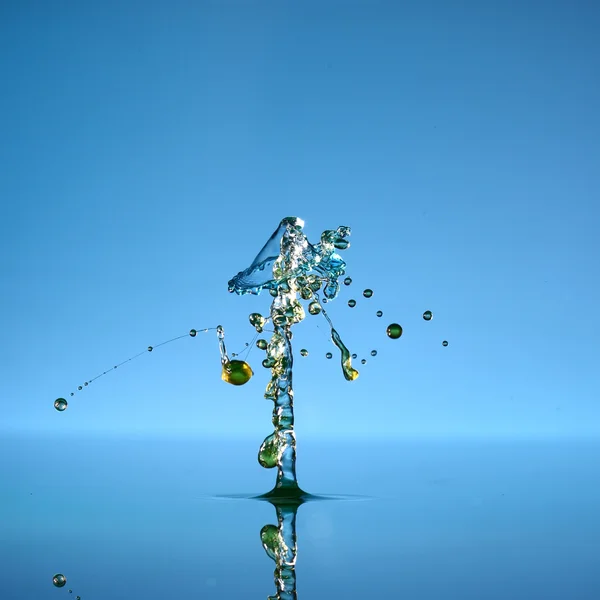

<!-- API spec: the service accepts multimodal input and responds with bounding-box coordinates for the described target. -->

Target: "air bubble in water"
[363,289,373,298]
[423,310,433,321]
[221,360,253,385]
[326,352,332,359]
[53,574,66,588]
[386,323,403,339]
[348,299,356,308]
[54,398,67,412]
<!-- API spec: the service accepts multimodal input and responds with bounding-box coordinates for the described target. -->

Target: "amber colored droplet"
[386,323,403,339]
[221,360,253,386]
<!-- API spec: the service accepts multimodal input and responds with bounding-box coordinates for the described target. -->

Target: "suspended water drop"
[257,339,268,350]
[442,340,449,347]
[371,350,377,356]
[363,289,373,298]
[262,357,275,369]
[245,342,249,347]
[308,301,321,315]
[147,346,153,352]
[70,393,74,396]
[344,277,352,286]
[326,352,332,359]
[249,312,266,331]
[348,299,356,308]
[189,329,197,337]
[300,349,308,357]
[376,310,383,317]
[231,353,237,357]
[54,398,67,412]
[352,353,357,359]
[84,382,88,386]
[361,359,367,364]
[269,288,278,297]
[423,310,433,321]
[53,574,67,588]
[77,386,82,391]
[258,433,279,469]
[221,360,253,385]
[386,323,403,339]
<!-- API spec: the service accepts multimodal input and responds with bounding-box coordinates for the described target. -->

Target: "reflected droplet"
[54,398,67,412]
[423,310,433,321]
[308,301,321,315]
[371,350,377,356]
[352,353,357,359]
[147,346,153,352]
[221,360,253,385]
[344,277,352,286]
[386,323,403,339]
[326,352,332,359]
[348,299,356,308]
[376,310,383,317]
[442,340,448,347]
[361,359,367,364]
[300,349,308,357]
[189,329,197,337]
[53,574,67,588]
[256,339,268,350]
[363,289,373,298]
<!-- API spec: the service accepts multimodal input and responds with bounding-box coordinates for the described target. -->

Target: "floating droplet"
[53,574,67,588]
[84,382,88,386]
[371,350,377,356]
[348,299,356,308]
[77,386,82,391]
[231,352,237,357]
[376,310,383,317]
[269,288,278,297]
[221,360,253,386]
[147,346,153,352]
[245,342,249,347]
[258,433,280,468]
[442,340,448,347]
[249,312,266,332]
[54,398,67,412]
[326,352,332,359]
[70,392,74,396]
[69,590,72,594]
[256,339,268,350]
[262,357,275,369]
[308,301,321,315]
[300,349,308,357]
[423,310,433,321]
[344,277,352,286]
[361,359,367,364]
[189,329,197,337]
[352,353,357,359]
[363,289,373,298]
[76,597,80,600]
[386,323,403,339]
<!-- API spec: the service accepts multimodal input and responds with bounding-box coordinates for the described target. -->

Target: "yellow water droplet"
[221,360,253,386]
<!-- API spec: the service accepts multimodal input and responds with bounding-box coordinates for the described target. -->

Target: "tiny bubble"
[245,342,249,347]
[84,382,88,386]
[78,386,82,391]
[352,353,357,359]
[70,392,74,396]
[361,359,367,364]
[442,340,448,347]
[300,349,308,357]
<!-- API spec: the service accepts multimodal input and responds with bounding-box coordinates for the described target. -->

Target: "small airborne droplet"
[77,386,82,391]
[344,277,352,286]
[442,340,449,347]
[54,398,67,412]
[84,382,88,386]
[363,289,373,298]
[70,392,74,396]
[371,350,377,356]
[300,349,308,357]
[256,339,268,350]
[147,346,153,352]
[53,574,67,588]
[189,329,197,337]
[221,360,253,385]
[348,299,356,308]
[352,353,357,359]
[308,301,321,315]
[326,352,333,359]
[386,323,403,339]
[361,359,367,364]
[376,310,383,317]
[423,310,433,321]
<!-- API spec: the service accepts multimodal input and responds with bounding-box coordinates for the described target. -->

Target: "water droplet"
[84,382,88,386]
[371,350,377,356]
[221,360,253,385]
[76,597,81,600]
[77,386,82,391]
[258,433,280,468]
[53,574,67,588]
[386,323,403,339]
[300,349,308,357]
[308,301,321,315]
[147,346,153,352]
[352,353,357,359]
[257,339,268,350]
[376,310,383,317]
[262,357,276,369]
[69,590,72,593]
[348,299,356,308]
[245,342,249,347]
[249,313,266,331]
[326,352,333,359]
[361,359,367,364]
[231,352,237,357]
[442,340,448,347]
[189,329,197,337]
[300,286,313,300]
[423,310,433,321]
[269,288,278,297]
[344,277,352,286]
[70,392,74,396]
[54,398,67,412]
[363,289,373,298]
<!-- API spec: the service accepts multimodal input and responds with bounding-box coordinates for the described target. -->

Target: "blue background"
[1,1,599,598]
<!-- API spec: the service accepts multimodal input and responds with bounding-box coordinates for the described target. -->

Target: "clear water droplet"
[361,359,367,364]
[70,392,74,396]
[53,574,67,588]
[371,350,377,356]
[423,310,433,321]
[348,299,356,308]
[221,360,253,385]
[386,323,403,339]
[189,329,197,337]
[300,349,308,357]
[147,346,153,352]
[376,310,383,317]
[262,357,275,369]
[442,340,448,347]
[308,301,321,315]
[77,386,82,391]
[245,342,249,347]
[344,277,352,286]
[84,382,88,386]
[257,339,268,350]
[363,289,373,298]
[326,352,332,359]
[352,353,357,359]
[54,398,67,412]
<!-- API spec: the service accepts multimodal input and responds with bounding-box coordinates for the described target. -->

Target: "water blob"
[77,386,82,391]
[257,339,268,350]
[423,310,433,321]
[352,353,357,359]
[325,352,332,359]
[300,349,308,357]
[386,323,403,339]
[376,310,383,317]
[53,574,67,588]
[221,360,253,386]
[308,301,321,315]
[249,313,266,332]
[347,299,356,308]
[54,398,67,412]
[363,289,373,298]
[361,359,367,364]
[147,346,153,352]
[442,340,449,347]
[189,329,197,337]
[370,350,377,356]
[343,277,352,286]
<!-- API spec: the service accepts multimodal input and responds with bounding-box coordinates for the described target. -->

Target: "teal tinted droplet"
[363,289,373,298]
[53,574,67,588]
[300,349,308,357]
[386,323,403,339]
[361,359,367,364]
[423,310,433,321]
[326,352,332,359]
[189,329,197,337]
[344,277,352,286]
[147,346,153,352]
[376,310,383,317]
[352,353,357,359]
[257,339,268,350]
[54,398,67,412]
[269,288,278,297]
[348,299,356,308]
[308,301,321,315]
[77,386,82,391]
[442,340,449,347]
[371,350,377,356]
[262,357,275,369]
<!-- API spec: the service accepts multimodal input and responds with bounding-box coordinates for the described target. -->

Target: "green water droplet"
[300,349,308,357]
[343,277,352,285]
[363,289,373,298]
[53,574,67,588]
[147,346,153,352]
[221,360,253,385]
[442,340,449,347]
[348,299,356,308]
[262,357,275,369]
[308,301,321,315]
[257,339,268,350]
[326,352,332,359]
[371,350,377,356]
[423,310,433,321]
[352,353,357,359]
[54,398,67,412]
[249,312,266,331]
[260,524,280,561]
[361,359,367,364]
[189,329,197,337]
[386,323,403,339]
[376,310,383,317]
[258,433,280,468]
[300,286,313,300]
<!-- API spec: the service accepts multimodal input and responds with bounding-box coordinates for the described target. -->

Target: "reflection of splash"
[228,218,356,497]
